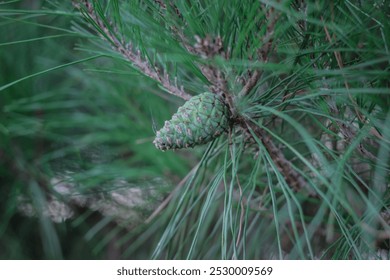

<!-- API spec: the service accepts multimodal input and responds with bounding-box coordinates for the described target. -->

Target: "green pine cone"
[153,92,230,150]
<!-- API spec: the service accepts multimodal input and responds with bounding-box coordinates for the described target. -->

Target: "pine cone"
[153,92,230,150]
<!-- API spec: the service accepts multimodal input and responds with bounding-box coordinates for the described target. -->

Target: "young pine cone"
[153,92,230,150]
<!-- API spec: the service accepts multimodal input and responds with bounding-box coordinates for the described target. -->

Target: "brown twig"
[74,0,192,100]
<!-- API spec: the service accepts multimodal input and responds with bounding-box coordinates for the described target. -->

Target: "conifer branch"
[76,0,309,193]
[173,31,235,114]
[74,0,192,100]
[192,35,230,93]
[153,3,230,95]
[159,5,306,192]
[152,3,233,110]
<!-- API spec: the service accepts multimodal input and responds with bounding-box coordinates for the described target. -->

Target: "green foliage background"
[0,0,389,259]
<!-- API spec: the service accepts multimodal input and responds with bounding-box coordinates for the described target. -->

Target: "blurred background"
[0,0,191,259]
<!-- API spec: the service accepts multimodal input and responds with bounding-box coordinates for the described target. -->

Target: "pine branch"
[157,3,307,192]
[166,27,235,113]
[151,3,235,117]
[74,0,192,100]
[193,35,229,94]
[165,25,230,96]
[75,0,311,194]
[153,3,230,95]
